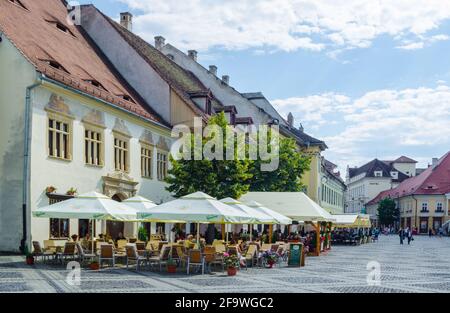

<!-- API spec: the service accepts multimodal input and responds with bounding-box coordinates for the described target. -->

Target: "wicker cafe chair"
[135,242,146,256]
[76,242,96,265]
[99,244,116,268]
[56,242,77,265]
[148,245,171,272]
[187,249,205,275]
[244,244,258,268]
[125,244,148,271]
[175,246,188,268]
[116,239,128,252]
[32,241,55,263]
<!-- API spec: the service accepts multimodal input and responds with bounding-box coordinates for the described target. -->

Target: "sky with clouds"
[80,0,450,175]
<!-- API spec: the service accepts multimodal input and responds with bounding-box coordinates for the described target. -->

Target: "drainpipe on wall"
[412,195,418,232]
[21,73,43,253]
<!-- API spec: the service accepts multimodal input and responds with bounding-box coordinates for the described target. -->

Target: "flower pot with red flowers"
[66,188,77,196]
[25,247,34,265]
[223,253,239,276]
[227,267,237,276]
[166,258,177,273]
[46,186,57,194]
[89,261,100,271]
[262,251,279,268]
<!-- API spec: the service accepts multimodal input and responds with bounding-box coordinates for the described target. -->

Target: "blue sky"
[79,0,450,174]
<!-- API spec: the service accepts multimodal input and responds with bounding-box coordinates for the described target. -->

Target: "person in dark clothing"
[398,228,405,244]
[406,228,413,245]
[429,228,433,237]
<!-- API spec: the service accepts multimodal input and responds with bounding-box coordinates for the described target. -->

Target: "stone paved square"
[1,235,449,293]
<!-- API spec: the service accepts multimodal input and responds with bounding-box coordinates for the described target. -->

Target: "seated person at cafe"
[81,233,91,250]
[116,232,126,242]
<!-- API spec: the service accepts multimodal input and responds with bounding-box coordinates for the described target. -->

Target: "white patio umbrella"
[122,196,158,241]
[138,192,255,247]
[245,201,292,225]
[33,191,138,221]
[33,191,138,254]
[220,198,276,242]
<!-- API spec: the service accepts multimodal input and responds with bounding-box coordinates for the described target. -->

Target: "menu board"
[288,243,303,267]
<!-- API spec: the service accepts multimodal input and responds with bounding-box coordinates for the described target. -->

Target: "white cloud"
[118,0,450,53]
[396,33,449,50]
[272,84,450,173]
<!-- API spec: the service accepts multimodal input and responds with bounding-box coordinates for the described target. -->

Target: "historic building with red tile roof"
[366,152,450,233]
[0,0,179,252]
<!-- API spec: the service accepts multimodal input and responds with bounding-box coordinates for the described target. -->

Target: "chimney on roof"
[432,157,439,168]
[299,123,304,132]
[222,75,230,85]
[188,50,198,61]
[287,112,294,127]
[155,36,165,50]
[209,65,218,76]
[120,12,133,32]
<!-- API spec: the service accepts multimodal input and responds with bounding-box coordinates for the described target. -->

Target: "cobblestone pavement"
[1,235,449,293]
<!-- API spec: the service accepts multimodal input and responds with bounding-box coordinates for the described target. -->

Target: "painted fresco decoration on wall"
[82,109,106,127]
[157,136,170,151]
[140,129,155,145]
[45,93,73,117]
[112,118,131,137]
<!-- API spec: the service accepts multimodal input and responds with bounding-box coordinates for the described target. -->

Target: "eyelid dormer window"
[84,80,107,91]
[40,59,70,74]
[8,0,28,10]
[45,20,76,37]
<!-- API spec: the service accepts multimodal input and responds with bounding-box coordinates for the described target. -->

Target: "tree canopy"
[166,112,311,199]
[377,198,399,227]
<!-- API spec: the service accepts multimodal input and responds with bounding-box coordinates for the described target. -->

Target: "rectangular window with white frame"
[436,202,443,212]
[84,126,104,167]
[48,114,72,160]
[141,144,153,178]
[421,202,428,212]
[157,151,168,181]
[114,135,129,172]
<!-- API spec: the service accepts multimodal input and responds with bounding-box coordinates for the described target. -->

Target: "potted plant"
[46,186,57,194]
[66,188,77,196]
[89,260,100,270]
[25,246,34,265]
[262,251,279,268]
[138,226,148,242]
[223,253,239,276]
[166,258,177,273]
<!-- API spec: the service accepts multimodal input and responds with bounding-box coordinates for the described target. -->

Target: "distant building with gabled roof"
[366,152,450,233]
[345,157,414,214]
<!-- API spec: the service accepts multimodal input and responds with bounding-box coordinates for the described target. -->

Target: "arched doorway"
[106,194,126,240]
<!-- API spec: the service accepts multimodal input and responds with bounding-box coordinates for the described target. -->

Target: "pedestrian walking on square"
[429,228,433,237]
[406,228,413,245]
[398,228,405,245]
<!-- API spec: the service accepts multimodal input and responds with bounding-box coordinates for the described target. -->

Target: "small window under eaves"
[45,20,76,37]
[119,94,135,103]
[40,59,70,74]
[8,0,28,11]
[84,79,107,91]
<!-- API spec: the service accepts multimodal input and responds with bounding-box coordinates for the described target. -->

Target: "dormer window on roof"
[118,94,135,103]
[40,59,70,74]
[8,0,28,10]
[45,20,76,37]
[374,171,383,177]
[84,80,107,91]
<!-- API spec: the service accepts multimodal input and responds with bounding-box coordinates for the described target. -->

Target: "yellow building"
[366,152,450,233]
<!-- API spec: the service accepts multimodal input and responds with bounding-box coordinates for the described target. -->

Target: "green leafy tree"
[165,112,252,200]
[249,136,310,192]
[377,198,399,227]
